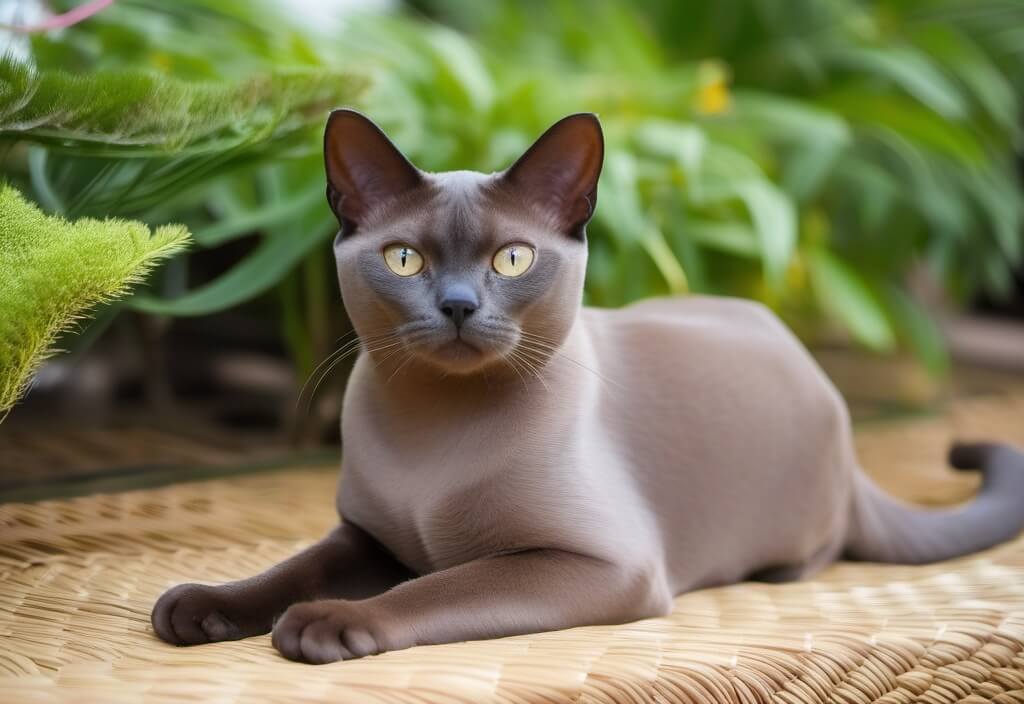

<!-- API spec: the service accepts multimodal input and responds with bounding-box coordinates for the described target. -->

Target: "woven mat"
[3,395,1024,703]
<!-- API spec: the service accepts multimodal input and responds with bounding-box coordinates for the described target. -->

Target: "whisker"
[510,348,550,390]
[517,336,622,389]
[503,351,531,392]
[304,338,395,415]
[507,349,549,392]
[296,331,400,414]
[369,341,409,368]
[294,340,362,411]
[384,351,417,386]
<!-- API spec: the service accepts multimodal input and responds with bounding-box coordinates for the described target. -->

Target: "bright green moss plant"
[0,185,189,417]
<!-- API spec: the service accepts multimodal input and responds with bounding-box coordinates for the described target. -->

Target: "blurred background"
[1,0,1022,500]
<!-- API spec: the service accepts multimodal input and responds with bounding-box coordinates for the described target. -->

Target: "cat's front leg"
[272,549,671,664]
[151,522,412,646]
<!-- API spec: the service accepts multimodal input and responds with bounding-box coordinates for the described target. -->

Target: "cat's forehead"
[427,170,497,230]
[366,170,542,253]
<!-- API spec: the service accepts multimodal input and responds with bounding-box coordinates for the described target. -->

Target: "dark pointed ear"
[324,109,422,232]
[501,113,604,238]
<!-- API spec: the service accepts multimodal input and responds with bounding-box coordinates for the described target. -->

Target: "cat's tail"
[844,442,1024,564]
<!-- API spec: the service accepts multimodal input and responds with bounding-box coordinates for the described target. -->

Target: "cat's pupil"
[400,248,408,267]
[509,248,517,267]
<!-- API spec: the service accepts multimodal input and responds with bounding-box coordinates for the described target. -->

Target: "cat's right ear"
[324,109,422,232]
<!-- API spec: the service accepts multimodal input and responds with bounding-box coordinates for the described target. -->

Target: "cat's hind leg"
[151,521,412,646]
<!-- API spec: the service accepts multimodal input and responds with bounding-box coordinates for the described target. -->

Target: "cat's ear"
[324,109,422,231]
[501,113,604,238]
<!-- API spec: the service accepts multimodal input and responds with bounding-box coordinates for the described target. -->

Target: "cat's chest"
[337,414,637,575]
[336,359,654,574]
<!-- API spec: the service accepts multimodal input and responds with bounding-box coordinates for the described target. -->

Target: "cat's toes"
[271,601,382,664]
[151,583,244,646]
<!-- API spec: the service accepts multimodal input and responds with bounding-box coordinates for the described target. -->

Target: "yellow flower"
[150,52,173,72]
[695,60,731,116]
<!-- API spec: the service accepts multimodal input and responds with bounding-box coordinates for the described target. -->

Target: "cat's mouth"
[397,321,517,374]
[436,336,481,356]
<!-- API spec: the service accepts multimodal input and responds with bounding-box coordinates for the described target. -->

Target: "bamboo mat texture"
[2,394,1024,703]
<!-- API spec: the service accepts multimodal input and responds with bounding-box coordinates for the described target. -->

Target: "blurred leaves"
[0,55,359,154]
[3,0,1024,384]
[131,207,334,316]
[807,248,895,352]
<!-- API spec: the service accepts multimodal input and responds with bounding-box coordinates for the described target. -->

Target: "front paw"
[151,583,258,646]
[271,600,386,664]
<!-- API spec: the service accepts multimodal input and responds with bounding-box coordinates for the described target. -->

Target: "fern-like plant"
[0,185,189,416]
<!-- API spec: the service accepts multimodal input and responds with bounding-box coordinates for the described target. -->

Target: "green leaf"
[685,220,761,258]
[807,248,895,351]
[883,286,949,376]
[27,147,64,215]
[634,120,707,176]
[0,185,189,413]
[594,150,646,245]
[131,210,334,316]
[730,93,852,201]
[425,26,495,113]
[911,25,1019,137]
[0,54,365,154]
[733,92,851,145]
[824,45,968,120]
[821,90,985,164]
[641,226,689,294]
[735,181,797,289]
[192,185,323,246]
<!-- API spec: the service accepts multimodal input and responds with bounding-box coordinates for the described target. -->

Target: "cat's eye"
[492,244,535,277]
[383,244,424,276]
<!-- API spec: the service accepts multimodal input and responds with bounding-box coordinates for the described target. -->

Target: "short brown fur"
[153,111,1024,664]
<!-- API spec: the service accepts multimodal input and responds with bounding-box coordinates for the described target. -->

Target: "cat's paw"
[151,583,255,646]
[271,600,385,664]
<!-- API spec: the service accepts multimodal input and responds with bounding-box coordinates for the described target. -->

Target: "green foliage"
[0,186,189,415]
[0,0,365,390]
[406,0,1022,363]
[1,52,363,221]
[5,0,1023,395]
[0,56,356,154]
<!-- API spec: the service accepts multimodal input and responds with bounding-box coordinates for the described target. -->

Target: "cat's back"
[584,295,784,345]
[581,295,853,591]
[583,295,819,385]
[582,294,845,447]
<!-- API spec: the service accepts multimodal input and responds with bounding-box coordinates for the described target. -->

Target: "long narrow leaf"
[130,211,335,316]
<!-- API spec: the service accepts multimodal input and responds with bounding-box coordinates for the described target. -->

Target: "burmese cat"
[153,111,1024,664]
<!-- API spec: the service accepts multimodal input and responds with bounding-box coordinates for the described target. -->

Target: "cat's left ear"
[501,113,604,239]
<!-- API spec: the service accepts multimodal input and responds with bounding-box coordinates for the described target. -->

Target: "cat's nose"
[439,284,478,328]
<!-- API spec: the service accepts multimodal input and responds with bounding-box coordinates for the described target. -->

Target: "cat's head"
[324,110,603,377]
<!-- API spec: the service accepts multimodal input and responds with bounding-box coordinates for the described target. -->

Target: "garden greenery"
[0,186,189,415]
[2,0,1023,402]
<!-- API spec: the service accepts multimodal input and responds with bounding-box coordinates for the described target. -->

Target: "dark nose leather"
[439,284,479,328]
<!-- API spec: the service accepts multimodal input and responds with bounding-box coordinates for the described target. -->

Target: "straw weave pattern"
[2,394,1024,702]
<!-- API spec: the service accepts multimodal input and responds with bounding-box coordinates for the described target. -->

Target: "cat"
[152,110,1024,664]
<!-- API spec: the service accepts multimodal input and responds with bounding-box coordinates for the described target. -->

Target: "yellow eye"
[492,244,535,277]
[383,244,424,276]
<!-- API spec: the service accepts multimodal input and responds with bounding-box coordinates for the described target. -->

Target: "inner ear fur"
[323,109,422,232]
[501,113,604,238]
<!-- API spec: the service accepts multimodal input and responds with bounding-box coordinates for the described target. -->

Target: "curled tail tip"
[948,441,1024,472]
[948,441,998,471]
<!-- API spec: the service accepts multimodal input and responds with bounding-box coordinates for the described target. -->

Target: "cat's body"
[340,294,847,601]
[153,111,1024,664]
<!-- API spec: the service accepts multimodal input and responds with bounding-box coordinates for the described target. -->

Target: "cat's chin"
[418,338,502,375]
